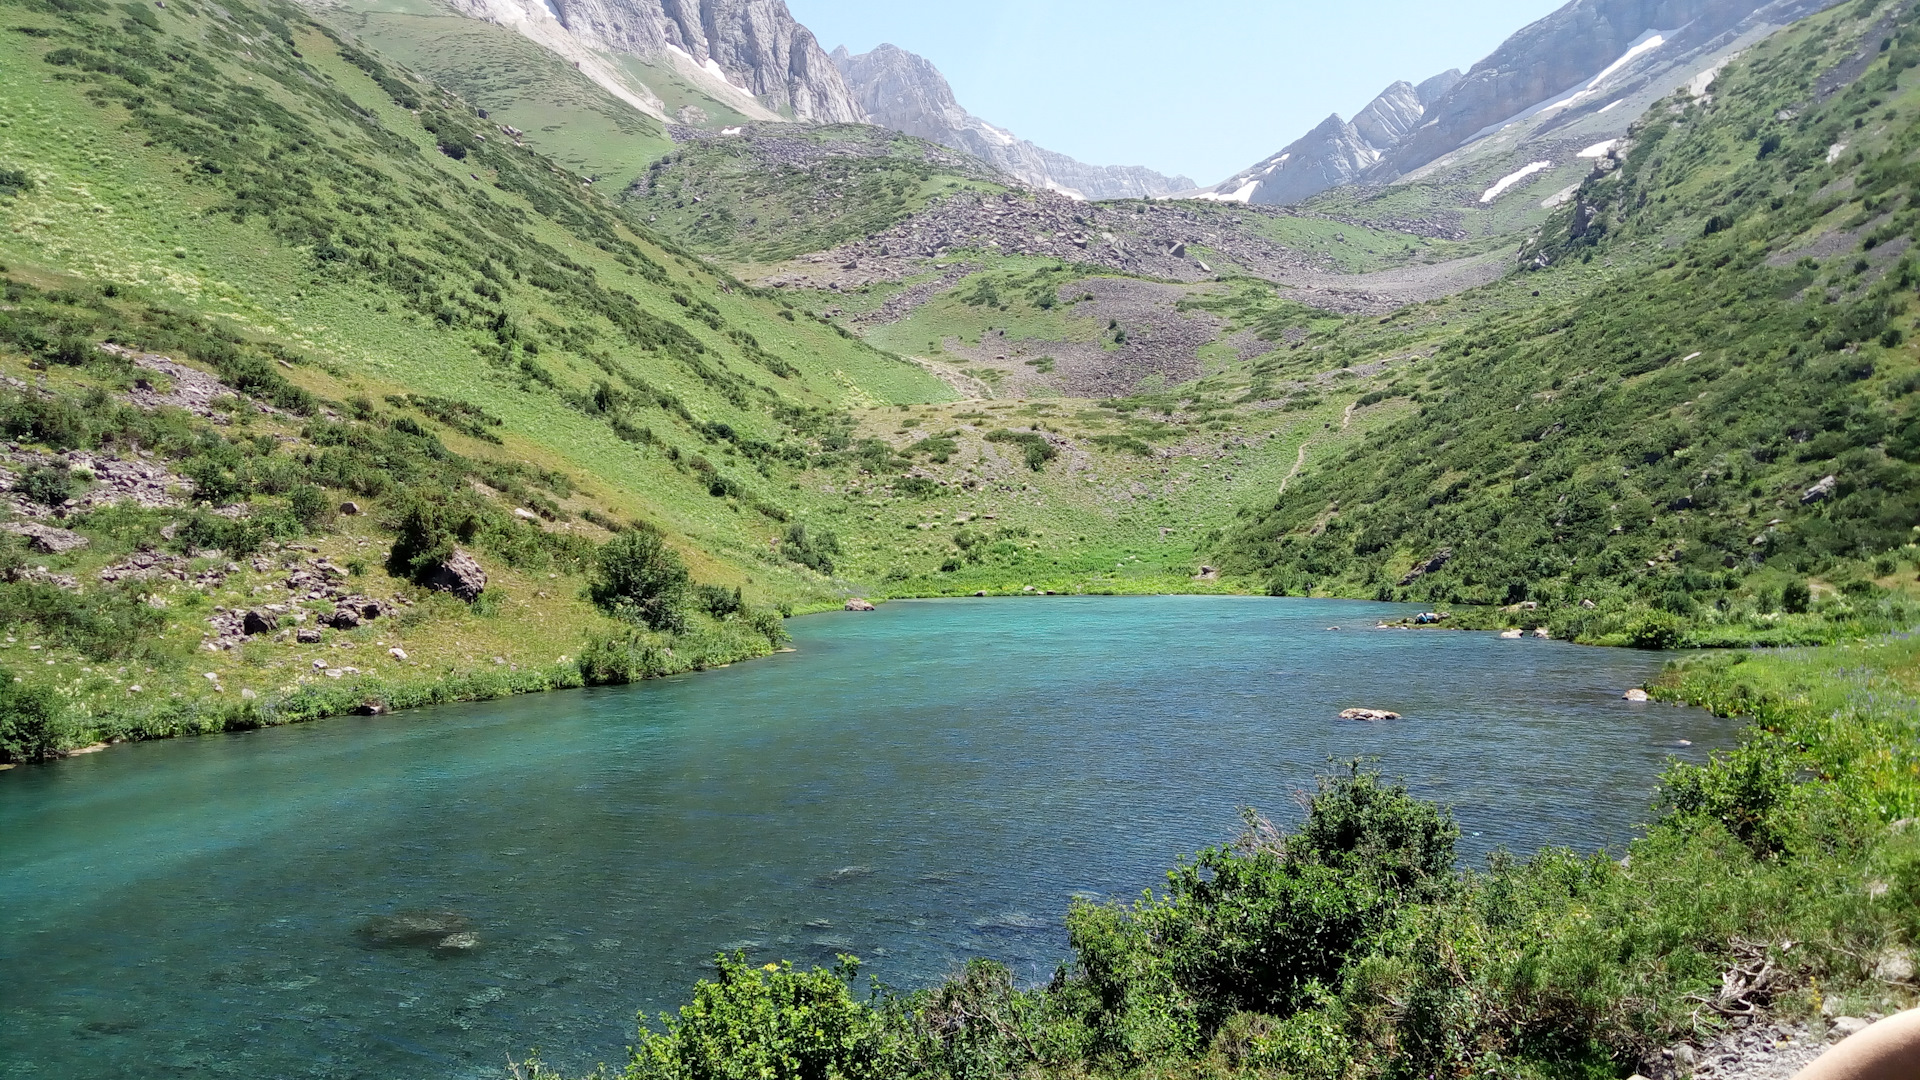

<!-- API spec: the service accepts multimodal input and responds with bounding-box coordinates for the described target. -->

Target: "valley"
[2,0,1920,1076]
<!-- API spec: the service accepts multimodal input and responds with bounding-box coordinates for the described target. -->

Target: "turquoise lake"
[0,596,1737,1078]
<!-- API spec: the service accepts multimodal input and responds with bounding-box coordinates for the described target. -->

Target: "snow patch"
[702,56,746,90]
[1598,98,1626,114]
[1588,34,1665,90]
[1541,182,1581,209]
[1827,142,1849,163]
[1042,179,1087,201]
[1194,180,1261,204]
[976,122,1017,148]
[720,126,743,136]
[1578,139,1621,159]
[1481,161,1553,203]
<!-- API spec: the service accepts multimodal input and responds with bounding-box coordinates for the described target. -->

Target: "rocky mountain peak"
[533,0,863,122]
[832,43,1194,200]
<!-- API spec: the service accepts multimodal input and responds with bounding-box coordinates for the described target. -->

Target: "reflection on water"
[0,596,1736,1079]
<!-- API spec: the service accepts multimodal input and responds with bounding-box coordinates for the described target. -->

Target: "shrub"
[1782,579,1812,614]
[625,954,890,1080]
[693,583,743,619]
[782,524,841,576]
[1659,739,1800,857]
[591,529,690,631]
[11,463,74,506]
[985,429,1057,471]
[0,167,32,196]
[1626,611,1686,650]
[0,670,65,763]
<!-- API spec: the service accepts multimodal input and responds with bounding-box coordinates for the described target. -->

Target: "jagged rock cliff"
[450,0,863,123]
[831,43,1194,200]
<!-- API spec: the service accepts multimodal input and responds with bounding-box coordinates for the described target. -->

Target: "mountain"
[437,0,863,123]
[830,43,1195,200]
[1194,0,1846,205]
[1193,73,1460,206]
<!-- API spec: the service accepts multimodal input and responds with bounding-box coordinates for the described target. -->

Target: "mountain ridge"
[830,42,1194,200]
[1190,0,1847,206]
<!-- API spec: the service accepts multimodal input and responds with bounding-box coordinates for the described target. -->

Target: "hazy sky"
[788,0,1569,185]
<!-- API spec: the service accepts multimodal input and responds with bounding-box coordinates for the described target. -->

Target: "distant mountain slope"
[424,0,861,123]
[831,43,1194,200]
[1193,0,1845,206]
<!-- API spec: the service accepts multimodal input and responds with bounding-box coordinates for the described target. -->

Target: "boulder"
[1499,628,1524,639]
[295,628,323,644]
[1624,688,1651,702]
[325,609,361,630]
[1399,547,1453,586]
[1831,1017,1870,1041]
[1802,475,1837,504]
[3,522,89,554]
[425,548,487,602]
[241,609,277,636]
[338,501,361,515]
[844,598,876,612]
[1340,708,1401,721]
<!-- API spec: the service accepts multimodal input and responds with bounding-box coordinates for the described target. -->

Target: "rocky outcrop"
[2,522,88,554]
[426,548,488,602]
[831,43,1193,200]
[455,0,863,123]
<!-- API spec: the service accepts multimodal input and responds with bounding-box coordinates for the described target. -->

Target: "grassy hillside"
[1215,0,1920,647]
[312,0,683,190]
[622,124,1008,266]
[0,0,967,759]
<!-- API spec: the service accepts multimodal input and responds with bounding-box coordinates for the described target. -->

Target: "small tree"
[592,529,690,631]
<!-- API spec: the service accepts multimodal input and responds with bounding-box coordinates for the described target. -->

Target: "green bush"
[781,524,840,576]
[625,954,890,1080]
[0,670,65,763]
[693,584,743,619]
[1626,611,1686,650]
[11,463,74,506]
[591,529,691,631]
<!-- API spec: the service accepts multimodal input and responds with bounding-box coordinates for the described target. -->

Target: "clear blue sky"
[788,0,1568,185]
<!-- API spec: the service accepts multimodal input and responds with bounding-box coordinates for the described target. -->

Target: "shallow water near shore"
[0,596,1735,1078]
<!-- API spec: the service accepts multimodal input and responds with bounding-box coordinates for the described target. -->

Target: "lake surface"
[0,596,1735,1079]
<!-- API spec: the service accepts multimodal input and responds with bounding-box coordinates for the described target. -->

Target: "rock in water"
[1340,708,1402,721]
[1499,628,1524,639]
[1624,688,1652,702]
[356,911,473,949]
[844,598,875,612]
[426,548,487,602]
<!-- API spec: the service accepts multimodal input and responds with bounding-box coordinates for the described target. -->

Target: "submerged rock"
[356,911,473,949]
[1340,708,1401,722]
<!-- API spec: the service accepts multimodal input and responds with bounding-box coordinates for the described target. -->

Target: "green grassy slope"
[0,0,967,756]
[313,0,681,190]
[1214,0,1920,647]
